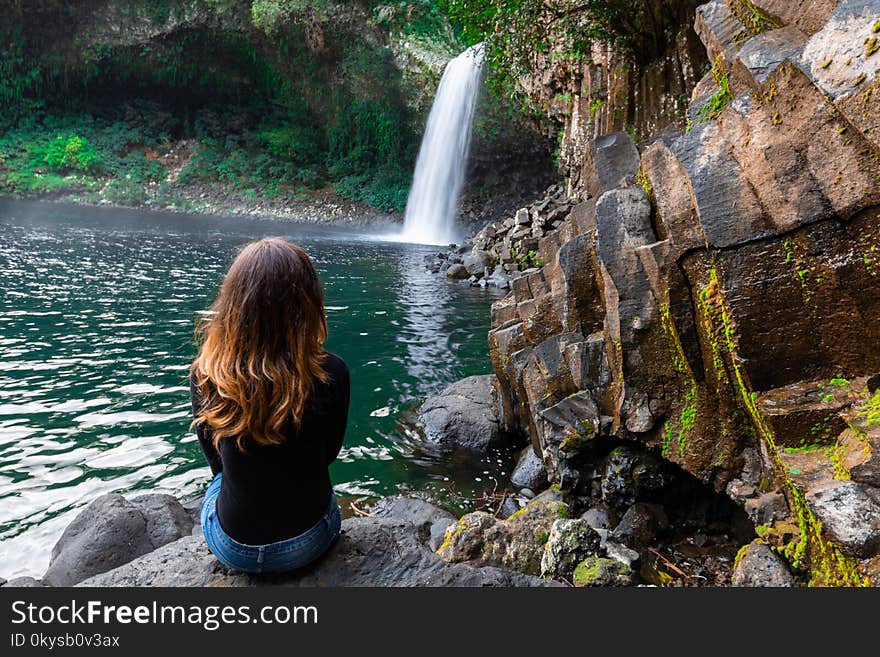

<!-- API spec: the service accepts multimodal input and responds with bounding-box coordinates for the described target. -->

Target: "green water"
[0,199,506,578]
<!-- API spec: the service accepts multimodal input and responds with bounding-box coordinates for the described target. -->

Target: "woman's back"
[192,353,349,544]
[190,237,349,572]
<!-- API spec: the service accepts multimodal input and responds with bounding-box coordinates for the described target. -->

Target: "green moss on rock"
[573,557,635,587]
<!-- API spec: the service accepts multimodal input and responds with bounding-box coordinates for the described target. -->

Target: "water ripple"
[0,199,501,578]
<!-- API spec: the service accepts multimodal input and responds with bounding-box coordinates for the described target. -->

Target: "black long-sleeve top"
[191,352,350,545]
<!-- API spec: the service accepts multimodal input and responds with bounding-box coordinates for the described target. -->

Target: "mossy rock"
[558,423,595,455]
[573,557,636,587]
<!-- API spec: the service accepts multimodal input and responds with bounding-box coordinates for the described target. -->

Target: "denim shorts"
[200,473,341,574]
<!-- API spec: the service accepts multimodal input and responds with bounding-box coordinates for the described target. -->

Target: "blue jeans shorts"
[200,473,341,574]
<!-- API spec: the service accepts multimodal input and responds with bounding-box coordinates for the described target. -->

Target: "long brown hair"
[191,237,328,449]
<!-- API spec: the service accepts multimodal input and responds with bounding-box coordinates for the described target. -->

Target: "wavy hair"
[191,237,328,449]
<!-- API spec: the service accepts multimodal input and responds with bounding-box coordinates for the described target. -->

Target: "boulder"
[413,375,507,451]
[445,263,468,280]
[180,495,204,534]
[580,506,610,530]
[438,498,569,576]
[540,518,602,580]
[43,494,154,586]
[41,492,195,587]
[462,250,493,276]
[732,542,798,587]
[2,577,43,587]
[488,267,512,289]
[610,503,669,548]
[510,446,548,490]
[573,557,636,587]
[603,541,640,569]
[130,493,194,547]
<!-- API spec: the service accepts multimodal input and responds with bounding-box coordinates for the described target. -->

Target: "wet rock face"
[520,2,706,190]
[486,0,880,580]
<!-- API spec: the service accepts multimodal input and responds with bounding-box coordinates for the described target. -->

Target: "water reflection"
[395,252,462,384]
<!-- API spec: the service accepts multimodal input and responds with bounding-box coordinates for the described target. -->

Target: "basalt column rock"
[490,0,880,584]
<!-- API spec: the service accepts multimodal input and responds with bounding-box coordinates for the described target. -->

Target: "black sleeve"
[190,374,223,475]
[324,356,350,466]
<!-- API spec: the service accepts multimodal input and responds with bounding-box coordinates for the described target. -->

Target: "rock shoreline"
[1,493,558,588]
[423,184,572,290]
[3,374,776,588]
[0,185,401,228]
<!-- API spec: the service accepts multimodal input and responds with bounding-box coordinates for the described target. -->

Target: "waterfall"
[399,44,484,246]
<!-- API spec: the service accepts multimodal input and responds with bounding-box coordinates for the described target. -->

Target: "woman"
[190,237,349,574]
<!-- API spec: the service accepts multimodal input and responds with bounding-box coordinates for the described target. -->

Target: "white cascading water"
[399,44,484,246]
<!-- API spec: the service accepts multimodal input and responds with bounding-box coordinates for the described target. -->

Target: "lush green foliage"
[258,124,324,165]
[442,0,636,99]
[251,0,333,33]
[0,28,46,128]
[1,99,414,211]
[333,165,412,212]
[0,1,427,212]
[374,0,460,44]
[0,111,166,196]
[43,134,102,173]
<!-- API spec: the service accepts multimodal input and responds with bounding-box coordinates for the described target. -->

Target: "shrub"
[257,123,323,165]
[334,164,411,213]
[43,134,102,173]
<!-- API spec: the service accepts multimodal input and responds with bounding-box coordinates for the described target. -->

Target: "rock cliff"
[486,0,880,585]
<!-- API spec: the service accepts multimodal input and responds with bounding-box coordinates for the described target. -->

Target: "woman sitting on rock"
[190,237,350,574]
